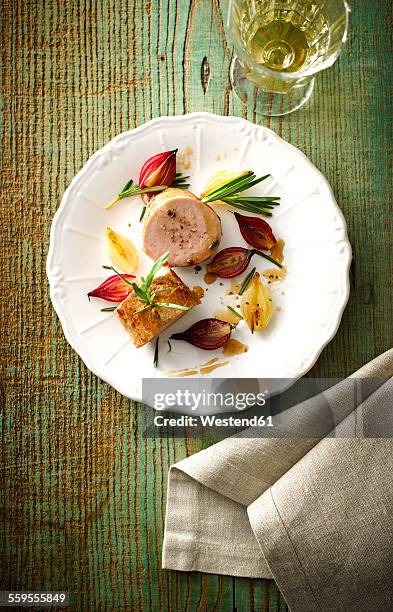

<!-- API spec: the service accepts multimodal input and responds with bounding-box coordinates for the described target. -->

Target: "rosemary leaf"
[106,173,191,209]
[209,239,219,250]
[139,206,146,221]
[136,185,167,195]
[226,201,275,215]
[203,172,266,201]
[201,171,280,217]
[141,251,169,295]
[227,305,243,319]
[133,304,152,315]
[172,175,190,189]
[102,265,135,287]
[201,171,254,202]
[232,204,277,212]
[105,184,167,210]
[224,196,280,203]
[153,337,159,368]
[154,302,190,311]
[239,173,270,190]
[206,175,256,200]
[120,178,134,194]
[239,267,256,296]
[254,250,283,269]
[101,306,117,312]
[132,282,149,302]
[225,203,273,216]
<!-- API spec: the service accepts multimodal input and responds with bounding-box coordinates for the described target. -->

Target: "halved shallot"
[88,274,135,302]
[241,272,274,333]
[139,149,178,189]
[170,318,232,350]
[207,247,282,279]
[106,226,138,273]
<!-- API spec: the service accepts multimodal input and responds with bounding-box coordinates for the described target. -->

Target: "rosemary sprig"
[252,249,282,269]
[102,254,191,314]
[106,180,165,209]
[173,173,190,189]
[201,171,280,216]
[205,172,270,199]
[101,254,191,314]
[153,337,159,368]
[139,251,170,296]
[106,173,190,210]
[129,251,191,313]
[239,267,256,296]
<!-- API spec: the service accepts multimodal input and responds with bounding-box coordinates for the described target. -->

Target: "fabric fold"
[162,349,393,610]
[248,439,393,611]
[163,467,272,577]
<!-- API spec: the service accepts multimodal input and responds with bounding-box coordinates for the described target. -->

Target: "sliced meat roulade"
[143,188,221,267]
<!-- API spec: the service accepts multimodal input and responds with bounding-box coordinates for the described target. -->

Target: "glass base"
[230,58,315,117]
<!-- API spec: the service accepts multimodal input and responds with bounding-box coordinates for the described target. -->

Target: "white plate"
[47,113,351,412]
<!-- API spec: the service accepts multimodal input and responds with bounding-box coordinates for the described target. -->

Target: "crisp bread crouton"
[115,269,200,348]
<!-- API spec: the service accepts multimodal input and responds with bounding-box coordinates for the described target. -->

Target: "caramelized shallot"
[234,212,277,251]
[170,318,232,350]
[88,274,135,303]
[139,149,178,189]
[207,247,282,279]
[241,272,274,333]
[208,247,254,278]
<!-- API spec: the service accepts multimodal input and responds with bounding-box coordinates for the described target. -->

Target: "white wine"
[227,0,349,115]
[234,0,330,74]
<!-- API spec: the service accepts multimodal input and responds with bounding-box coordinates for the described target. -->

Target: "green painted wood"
[1,0,392,610]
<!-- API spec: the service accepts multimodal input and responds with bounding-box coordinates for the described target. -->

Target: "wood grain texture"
[1,0,392,610]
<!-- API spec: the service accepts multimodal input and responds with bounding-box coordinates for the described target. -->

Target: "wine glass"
[226,0,350,117]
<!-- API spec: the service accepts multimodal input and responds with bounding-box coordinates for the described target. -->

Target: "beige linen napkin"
[162,349,393,611]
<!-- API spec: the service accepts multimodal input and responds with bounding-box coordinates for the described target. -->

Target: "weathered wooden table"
[1,1,392,609]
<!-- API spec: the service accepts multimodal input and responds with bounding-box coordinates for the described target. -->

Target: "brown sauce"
[270,239,285,263]
[213,308,240,326]
[200,361,229,374]
[204,272,217,285]
[203,357,220,367]
[169,369,198,377]
[178,145,193,170]
[222,339,248,356]
[167,357,228,377]
[193,285,205,299]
